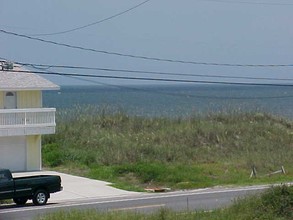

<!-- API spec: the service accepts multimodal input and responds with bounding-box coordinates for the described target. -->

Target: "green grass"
[36,185,293,220]
[42,107,293,190]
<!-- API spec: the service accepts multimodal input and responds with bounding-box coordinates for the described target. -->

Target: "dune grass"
[42,107,293,190]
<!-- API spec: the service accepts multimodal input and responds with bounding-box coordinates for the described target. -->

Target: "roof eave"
[0,86,60,91]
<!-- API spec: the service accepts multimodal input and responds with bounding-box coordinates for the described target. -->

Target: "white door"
[0,136,26,171]
[4,92,17,109]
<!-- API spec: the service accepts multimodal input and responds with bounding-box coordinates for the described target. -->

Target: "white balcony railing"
[0,108,56,136]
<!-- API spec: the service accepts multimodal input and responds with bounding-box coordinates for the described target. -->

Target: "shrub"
[260,185,293,218]
[42,144,63,167]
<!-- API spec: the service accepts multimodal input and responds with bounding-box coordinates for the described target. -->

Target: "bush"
[42,144,63,167]
[260,185,293,218]
[227,185,293,220]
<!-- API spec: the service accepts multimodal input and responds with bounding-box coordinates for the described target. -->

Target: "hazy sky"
[0,0,292,86]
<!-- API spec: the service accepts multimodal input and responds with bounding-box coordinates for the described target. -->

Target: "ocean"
[43,84,293,119]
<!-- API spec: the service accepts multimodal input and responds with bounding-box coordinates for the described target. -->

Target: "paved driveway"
[13,171,140,203]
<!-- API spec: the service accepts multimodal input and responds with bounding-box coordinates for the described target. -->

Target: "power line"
[56,75,293,100]
[15,61,293,82]
[200,0,293,6]
[5,69,293,87]
[25,65,293,100]
[1,29,292,68]
[30,0,151,36]
[4,63,292,100]
[4,58,291,100]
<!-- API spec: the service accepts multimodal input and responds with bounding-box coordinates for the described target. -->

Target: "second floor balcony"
[0,108,56,137]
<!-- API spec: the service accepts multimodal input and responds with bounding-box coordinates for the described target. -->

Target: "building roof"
[0,64,60,91]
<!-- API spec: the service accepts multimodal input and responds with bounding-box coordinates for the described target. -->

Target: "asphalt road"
[0,185,269,220]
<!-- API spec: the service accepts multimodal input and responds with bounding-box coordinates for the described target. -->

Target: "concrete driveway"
[13,171,140,203]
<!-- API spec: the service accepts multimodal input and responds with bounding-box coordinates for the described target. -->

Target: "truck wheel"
[13,197,28,205]
[33,190,48,205]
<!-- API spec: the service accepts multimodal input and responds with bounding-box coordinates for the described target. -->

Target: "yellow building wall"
[0,91,42,109]
[17,91,42,108]
[1,90,44,171]
[26,135,42,171]
[0,91,3,108]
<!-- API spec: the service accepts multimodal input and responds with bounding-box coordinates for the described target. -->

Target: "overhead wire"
[5,69,293,87]
[24,63,220,99]
[200,0,293,6]
[1,29,292,68]
[3,56,293,84]
[30,0,152,36]
[52,75,293,100]
[15,61,293,82]
[2,58,292,100]
[23,64,293,100]
[15,0,293,37]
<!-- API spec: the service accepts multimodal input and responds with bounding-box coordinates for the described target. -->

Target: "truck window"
[0,174,7,181]
[0,172,10,181]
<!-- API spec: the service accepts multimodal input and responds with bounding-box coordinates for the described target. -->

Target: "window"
[4,91,17,109]
[6,92,14,97]
[0,173,8,181]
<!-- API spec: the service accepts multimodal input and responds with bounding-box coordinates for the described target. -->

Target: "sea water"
[43,84,293,119]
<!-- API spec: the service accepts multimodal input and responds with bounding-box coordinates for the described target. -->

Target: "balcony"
[0,108,56,137]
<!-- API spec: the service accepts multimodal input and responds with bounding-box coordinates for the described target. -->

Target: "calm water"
[43,84,293,119]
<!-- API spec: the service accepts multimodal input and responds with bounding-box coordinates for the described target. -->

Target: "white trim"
[0,87,60,91]
[0,108,56,113]
[0,108,56,136]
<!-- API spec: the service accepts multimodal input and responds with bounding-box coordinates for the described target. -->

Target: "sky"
[0,0,292,86]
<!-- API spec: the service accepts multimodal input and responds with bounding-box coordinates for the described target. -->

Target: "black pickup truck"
[0,169,62,205]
